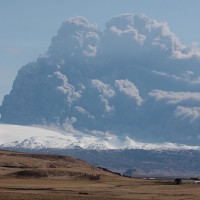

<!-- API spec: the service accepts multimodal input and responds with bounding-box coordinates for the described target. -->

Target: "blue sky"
[0,0,200,104]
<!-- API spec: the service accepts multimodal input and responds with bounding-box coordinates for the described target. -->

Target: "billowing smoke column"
[1,13,200,145]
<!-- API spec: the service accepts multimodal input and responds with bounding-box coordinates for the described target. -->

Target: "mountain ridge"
[0,124,200,151]
[1,124,200,178]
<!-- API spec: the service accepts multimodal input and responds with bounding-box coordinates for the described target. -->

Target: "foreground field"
[0,149,200,200]
[1,177,200,200]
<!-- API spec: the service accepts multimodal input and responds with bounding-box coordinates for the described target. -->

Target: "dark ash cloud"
[1,14,200,145]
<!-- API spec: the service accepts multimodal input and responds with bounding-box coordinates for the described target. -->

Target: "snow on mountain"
[0,124,200,151]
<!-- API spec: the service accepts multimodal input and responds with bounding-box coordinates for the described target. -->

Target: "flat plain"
[0,149,200,200]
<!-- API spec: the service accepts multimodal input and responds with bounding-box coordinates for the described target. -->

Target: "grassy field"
[0,149,200,200]
[0,176,200,200]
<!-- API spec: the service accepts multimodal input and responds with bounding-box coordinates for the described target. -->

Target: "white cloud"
[152,70,200,86]
[49,71,81,105]
[99,96,114,112]
[45,13,200,62]
[91,79,115,112]
[75,106,95,119]
[172,44,200,59]
[115,79,143,106]
[175,106,200,123]
[102,13,200,61]
[75,106,86,113]
[149,90,200,105]
[68,16,98,30]
[110,25,146,45]
[83,44,97,57]
[152,70,182,81]
[62,117,79,134]
[48,16,100,59]
[91,79,115,98]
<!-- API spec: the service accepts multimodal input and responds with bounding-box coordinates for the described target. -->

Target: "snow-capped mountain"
[0,124,200,151]
[1,124,200,177]
[1,14,200,145]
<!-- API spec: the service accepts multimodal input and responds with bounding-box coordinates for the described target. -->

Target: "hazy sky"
[0,0,200,104]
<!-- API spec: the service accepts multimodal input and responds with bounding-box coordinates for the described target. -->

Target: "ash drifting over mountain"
[1,14,200,145]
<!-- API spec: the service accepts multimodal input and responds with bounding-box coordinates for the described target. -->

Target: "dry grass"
[0,149,200,200]
[0,177,200,200]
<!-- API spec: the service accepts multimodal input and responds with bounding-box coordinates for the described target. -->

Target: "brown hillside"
[0,149,200,200]
[0,149,114,179]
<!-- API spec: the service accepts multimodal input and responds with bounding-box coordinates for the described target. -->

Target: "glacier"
[0,124,200,151]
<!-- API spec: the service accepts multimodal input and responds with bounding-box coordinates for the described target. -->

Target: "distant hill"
[0,149,116,179]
